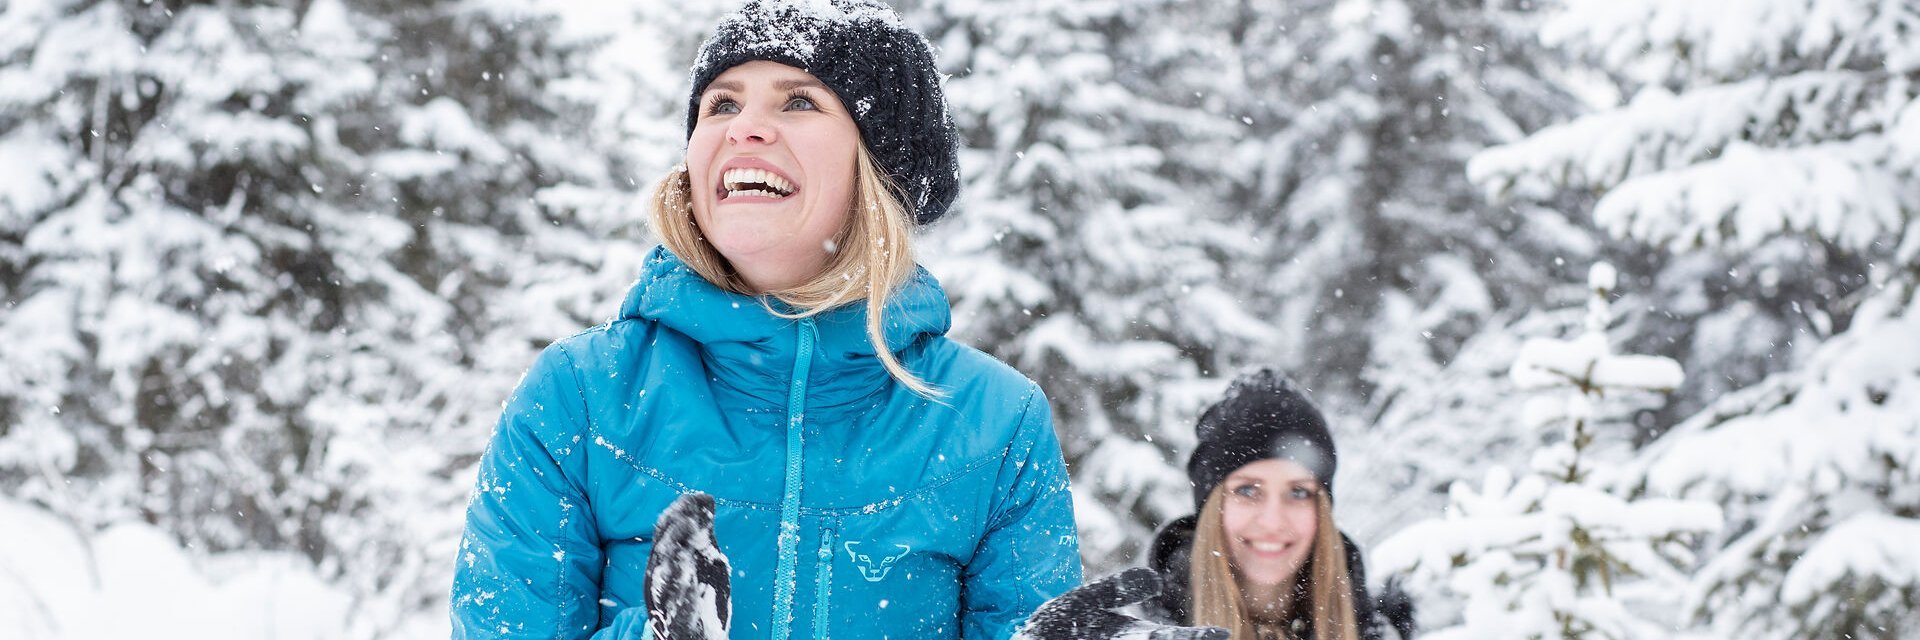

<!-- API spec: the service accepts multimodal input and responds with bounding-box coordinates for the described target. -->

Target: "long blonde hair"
[648,144,940,398]
[1190,484,1358,640]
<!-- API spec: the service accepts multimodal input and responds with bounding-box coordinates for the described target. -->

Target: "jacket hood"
[616,246,952,406]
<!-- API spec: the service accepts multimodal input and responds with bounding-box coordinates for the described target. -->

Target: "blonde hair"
[648,145,941,398]
[1190,485,1358,640]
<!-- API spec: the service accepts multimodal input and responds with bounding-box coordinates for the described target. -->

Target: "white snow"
[1780,512,1920,605]
[0,498,378,640]
[0,126,70,214]
[1511,334,1686,393]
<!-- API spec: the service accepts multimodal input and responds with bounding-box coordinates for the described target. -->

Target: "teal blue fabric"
[450,246,1081,639]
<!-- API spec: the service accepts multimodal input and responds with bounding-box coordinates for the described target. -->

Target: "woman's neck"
[1242,579,1294,623]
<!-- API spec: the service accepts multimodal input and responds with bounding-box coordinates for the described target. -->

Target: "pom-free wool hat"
[1188,369,1338,510]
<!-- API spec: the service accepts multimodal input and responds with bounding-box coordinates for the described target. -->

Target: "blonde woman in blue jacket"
[449,2,1080,638]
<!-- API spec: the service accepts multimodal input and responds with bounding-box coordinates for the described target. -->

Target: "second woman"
[1140,370,1400,640]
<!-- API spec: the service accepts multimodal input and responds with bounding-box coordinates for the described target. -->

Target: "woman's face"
[687,60,860,291]
[1220,458,1320,591]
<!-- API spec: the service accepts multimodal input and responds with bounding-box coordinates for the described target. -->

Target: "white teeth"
[723,167,794,198]
[1250,542,1288,553]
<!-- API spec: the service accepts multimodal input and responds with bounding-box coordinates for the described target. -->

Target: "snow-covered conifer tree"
[0,1,650,632]
[1376,263,1721,639]
[1469,1,1920,636]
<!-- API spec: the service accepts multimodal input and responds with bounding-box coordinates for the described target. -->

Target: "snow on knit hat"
[1187,369,1338,511]
[685,0,961,226]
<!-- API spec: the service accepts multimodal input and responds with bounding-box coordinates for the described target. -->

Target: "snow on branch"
[1510,263,1685,395]
[1593,139,1904,253]
[1543,0,1916,83]
[1511,334,1686,394]
[1640,284,1920,498]
[1781,512,1920,605]
[1468,71,1891,202]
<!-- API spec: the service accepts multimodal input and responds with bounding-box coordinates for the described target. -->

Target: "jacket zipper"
[814,525,837,639]
[771,317,817,640]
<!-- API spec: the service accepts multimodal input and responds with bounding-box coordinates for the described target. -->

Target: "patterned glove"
[1017,568,1230,640]
[645,492,731,640]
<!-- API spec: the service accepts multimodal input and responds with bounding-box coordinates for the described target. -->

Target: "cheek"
[794,130,859,195]
[685,129,724,192]
[1287,505,1318,540]
[1219,503,1253,539]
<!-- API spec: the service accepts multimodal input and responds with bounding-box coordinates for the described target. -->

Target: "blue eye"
[704,95,740,116]
[1289,486,1314,501]
[1232,484,1260,499]
[784,94,817,111]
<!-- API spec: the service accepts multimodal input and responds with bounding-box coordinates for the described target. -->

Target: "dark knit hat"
[685,0,961,226]
[1188,369,1338,510]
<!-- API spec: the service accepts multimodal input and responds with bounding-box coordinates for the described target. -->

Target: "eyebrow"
[1225,476,1312,486]
[702,77,829,96]
[776,78,828,91]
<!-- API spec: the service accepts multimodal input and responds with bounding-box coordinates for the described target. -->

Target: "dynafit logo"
[843,541,911,582]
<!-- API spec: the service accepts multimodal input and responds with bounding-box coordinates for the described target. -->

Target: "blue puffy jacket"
[451,247,1081,639]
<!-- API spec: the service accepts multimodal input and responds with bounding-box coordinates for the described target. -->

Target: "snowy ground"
[0,498,445,639]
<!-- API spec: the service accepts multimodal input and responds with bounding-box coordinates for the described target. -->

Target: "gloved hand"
[1016,568,1229,640]
[1376,575,1418,640]
[644,492,732,640]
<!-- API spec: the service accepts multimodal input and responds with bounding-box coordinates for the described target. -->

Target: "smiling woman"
[447,2,1079,639]
[683,61,861,292]
[1137,370,1408,640]
[651,60,931,395]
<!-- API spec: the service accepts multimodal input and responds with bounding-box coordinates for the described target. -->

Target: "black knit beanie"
[685,0,961,226]
[1188,369,1338,511]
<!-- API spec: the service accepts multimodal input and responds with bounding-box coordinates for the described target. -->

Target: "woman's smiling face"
[1219,458,1320,591]
[687,60,861,292]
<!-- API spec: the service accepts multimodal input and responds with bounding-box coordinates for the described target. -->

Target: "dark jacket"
[1139,515,1407,640]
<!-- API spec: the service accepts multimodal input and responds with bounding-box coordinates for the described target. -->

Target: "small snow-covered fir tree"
[1469,0,1920,636]
[1376,263,1721,639]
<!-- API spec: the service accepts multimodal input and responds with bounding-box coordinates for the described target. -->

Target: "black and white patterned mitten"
[645,492,732,640]
[1017,568,1229,640]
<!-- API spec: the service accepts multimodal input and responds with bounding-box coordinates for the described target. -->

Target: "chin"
[1243,568,1298,588]
[1234,554,1309,588]
[703,228,782,257]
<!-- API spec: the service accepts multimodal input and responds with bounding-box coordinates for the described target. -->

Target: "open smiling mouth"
[721,168,796,200]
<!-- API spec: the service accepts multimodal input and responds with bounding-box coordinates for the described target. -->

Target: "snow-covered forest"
[2,0,1914,637]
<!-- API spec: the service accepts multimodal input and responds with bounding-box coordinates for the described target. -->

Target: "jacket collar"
[618,246,951,407]
[1146,515,1199,622]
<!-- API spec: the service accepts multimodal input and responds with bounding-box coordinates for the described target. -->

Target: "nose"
[726,106,777,146]
[1253,502,1292,534]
